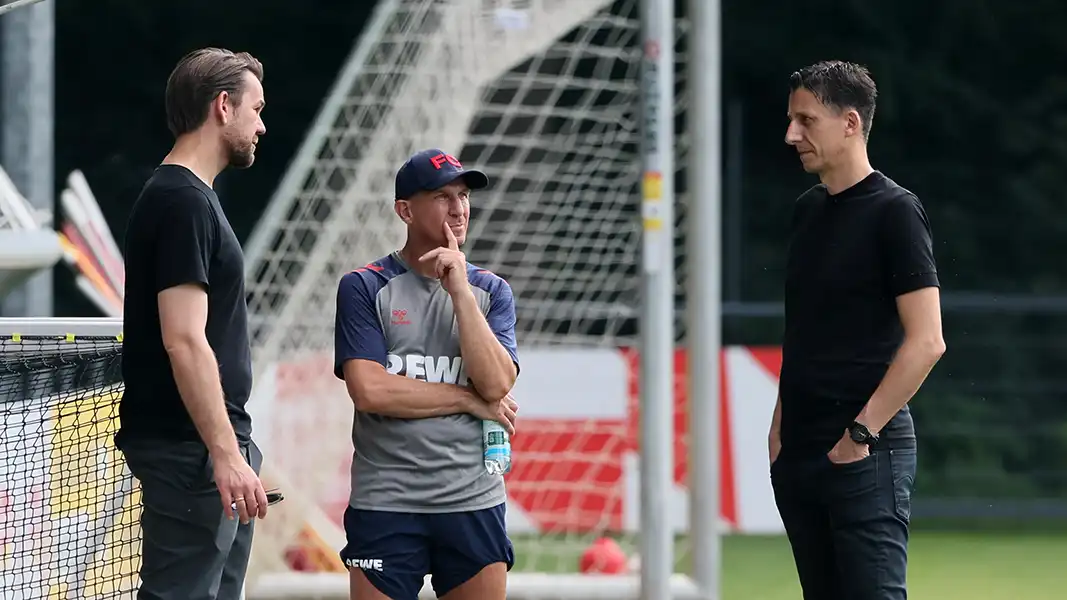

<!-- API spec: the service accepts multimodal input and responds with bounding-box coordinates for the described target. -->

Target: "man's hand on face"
[419,221,469,295]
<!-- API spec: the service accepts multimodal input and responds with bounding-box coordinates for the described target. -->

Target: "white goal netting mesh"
[242,0,692,592]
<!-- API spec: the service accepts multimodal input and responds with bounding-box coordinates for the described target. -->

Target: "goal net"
[242,0,700,598]
[0,317,139,600]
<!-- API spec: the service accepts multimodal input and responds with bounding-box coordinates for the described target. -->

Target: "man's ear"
[846,109,863,138]
[394,200,413,224]
[211,91,233,126]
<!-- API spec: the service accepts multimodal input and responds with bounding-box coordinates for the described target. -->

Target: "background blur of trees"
[26,0,1067,517]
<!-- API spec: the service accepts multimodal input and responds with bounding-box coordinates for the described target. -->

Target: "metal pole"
[688,0,722,597]
[1,0,54,317]
[639,0,674,598]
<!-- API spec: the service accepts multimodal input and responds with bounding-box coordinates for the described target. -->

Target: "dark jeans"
[771,447,917,600]
[120,438,262,600]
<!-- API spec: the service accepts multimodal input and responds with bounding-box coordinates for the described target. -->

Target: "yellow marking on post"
[642,172,662,200]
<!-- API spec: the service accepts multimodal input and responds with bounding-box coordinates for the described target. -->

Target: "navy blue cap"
[394,149,489,200]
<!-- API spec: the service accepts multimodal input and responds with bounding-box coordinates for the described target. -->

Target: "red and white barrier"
[251,345,786,539]
[502,346,784,535]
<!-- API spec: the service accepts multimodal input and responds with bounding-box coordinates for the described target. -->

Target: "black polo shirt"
[117,165,253,447]
[779,170,938,456]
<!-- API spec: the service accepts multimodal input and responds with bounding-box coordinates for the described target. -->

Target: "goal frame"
[240,1,723,598]
[0,316,123,337]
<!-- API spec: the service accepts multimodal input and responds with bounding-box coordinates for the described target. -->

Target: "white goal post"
[239,1,723,599]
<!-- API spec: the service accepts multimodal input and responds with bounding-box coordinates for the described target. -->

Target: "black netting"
[0,334,140,598]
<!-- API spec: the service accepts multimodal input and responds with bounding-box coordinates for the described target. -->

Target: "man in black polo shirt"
[769,60,947,600]
[118,48,269,600]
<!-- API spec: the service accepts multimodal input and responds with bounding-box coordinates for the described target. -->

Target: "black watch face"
[850,425,869,442]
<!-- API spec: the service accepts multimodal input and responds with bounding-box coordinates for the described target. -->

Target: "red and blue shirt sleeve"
[334,270,389,378]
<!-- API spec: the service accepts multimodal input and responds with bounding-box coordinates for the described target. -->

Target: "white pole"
[687,0,723,598]
[639,0,674,598]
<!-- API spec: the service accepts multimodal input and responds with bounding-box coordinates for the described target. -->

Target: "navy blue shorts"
[340,503,515,600]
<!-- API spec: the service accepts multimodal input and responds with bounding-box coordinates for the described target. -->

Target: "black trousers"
[771,447,917,600]
[120,438,262,600]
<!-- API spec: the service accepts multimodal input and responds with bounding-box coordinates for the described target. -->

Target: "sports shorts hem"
[348,494,508,514]
[340,503,514,600]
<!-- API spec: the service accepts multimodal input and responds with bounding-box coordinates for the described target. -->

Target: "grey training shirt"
[334,251,519,513]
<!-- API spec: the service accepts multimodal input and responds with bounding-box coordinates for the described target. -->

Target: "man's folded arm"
[334,270,485,418]
[341,359,481,418]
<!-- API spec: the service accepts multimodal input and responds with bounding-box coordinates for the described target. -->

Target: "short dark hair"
[789,60,878,139]
[165,48,264,137]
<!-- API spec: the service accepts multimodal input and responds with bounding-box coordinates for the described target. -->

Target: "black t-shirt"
[779,171,939,456]
[117,164,253,446]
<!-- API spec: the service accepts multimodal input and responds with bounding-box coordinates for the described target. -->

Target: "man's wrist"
[458,385,486,406]
[854,407,881,436]
[449,285,476,303]
[206,435,242,461]
[460,394,479,414]
[460,389,491,418]
[209,445,243,464]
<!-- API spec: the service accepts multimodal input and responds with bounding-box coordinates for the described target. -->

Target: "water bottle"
[483,420,512,475]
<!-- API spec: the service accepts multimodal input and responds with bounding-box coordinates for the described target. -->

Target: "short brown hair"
[790,60,878,139]
[165,48,263,137]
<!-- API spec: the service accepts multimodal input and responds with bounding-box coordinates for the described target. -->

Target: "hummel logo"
[391,308,411,325]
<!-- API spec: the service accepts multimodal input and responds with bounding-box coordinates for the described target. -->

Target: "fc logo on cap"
[429,153,463,170]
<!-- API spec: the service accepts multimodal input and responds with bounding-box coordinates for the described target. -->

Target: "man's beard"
[226,137,255,169]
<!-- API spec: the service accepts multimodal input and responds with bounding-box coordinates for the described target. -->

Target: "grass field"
[512,528,1067,599]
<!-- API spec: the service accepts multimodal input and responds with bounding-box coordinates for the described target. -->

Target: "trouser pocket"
[888,448,917,523]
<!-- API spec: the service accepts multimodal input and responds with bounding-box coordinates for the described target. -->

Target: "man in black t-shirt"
[118,47,268,600]
[770,61,946,600]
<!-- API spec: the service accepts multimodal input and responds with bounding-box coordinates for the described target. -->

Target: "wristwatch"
[848,421,879,445]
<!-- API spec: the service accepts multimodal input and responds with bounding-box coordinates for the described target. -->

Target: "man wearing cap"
[333,148,521,600]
